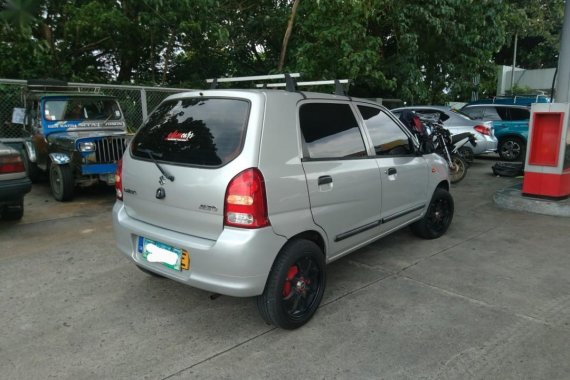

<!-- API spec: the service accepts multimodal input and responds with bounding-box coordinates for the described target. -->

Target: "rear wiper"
[138,148,175,182]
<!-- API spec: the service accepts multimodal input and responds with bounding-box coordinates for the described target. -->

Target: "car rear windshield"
[131,97,250,167]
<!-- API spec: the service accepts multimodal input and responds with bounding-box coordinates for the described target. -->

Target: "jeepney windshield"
[43,98,122,122]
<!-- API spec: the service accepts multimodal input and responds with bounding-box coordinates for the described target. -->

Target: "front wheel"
[50,163,74,201]
[411,188,454,239]
[256,239,326,329]
[448,153,467,184]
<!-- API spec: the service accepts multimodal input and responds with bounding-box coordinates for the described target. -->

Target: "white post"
[140,89,148,122]
[555,0,570,102]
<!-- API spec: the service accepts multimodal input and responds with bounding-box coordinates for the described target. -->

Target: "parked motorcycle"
[398,110,476,184]
[424,119,476,184]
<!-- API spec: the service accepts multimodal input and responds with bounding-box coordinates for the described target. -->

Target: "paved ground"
[1,158,569,380]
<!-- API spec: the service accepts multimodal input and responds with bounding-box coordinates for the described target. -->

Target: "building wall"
[497,65,556,96]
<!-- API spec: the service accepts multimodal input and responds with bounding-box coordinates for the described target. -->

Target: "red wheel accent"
[282,265,299,297]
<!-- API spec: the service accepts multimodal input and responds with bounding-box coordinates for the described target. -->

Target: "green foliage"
[0,0,564,103]
[506,84,542,96]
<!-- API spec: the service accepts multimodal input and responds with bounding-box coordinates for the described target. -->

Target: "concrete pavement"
[1,158,569,379]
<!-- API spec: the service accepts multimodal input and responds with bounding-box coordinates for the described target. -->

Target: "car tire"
[50,163,74,202]
[22,148,42,182]
[2,199,24,220]
[498,137,525,161]
[256,239,326,329]
[411,188,454,239]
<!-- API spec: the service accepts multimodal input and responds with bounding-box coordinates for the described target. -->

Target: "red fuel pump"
[522,103,570,199]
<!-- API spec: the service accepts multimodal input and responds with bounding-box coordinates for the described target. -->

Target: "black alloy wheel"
[498,137,525,161]
[256,239,326,329]
[411,188,454,239]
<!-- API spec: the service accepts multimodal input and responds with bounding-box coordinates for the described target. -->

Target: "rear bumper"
[0,177,31,203]
[472,136,498,155]
[112,202,286,297]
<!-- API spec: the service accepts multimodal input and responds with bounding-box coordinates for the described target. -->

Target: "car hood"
[46,130,129,143]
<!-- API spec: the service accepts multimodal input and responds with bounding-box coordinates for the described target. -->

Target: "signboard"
[11,107,25,124]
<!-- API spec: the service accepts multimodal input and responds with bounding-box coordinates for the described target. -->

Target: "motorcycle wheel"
[457,146,474,166]
[448,153,467,184]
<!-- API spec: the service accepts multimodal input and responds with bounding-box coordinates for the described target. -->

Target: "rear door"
[356,105,428,229]
[123,96,253,241]
[299,101,382,258]
[486,106,529,139]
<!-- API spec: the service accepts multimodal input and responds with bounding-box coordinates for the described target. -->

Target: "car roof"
[462,103,529,109]
[163,89,387,108]
[392,105,451,112]
[28,92,117,100]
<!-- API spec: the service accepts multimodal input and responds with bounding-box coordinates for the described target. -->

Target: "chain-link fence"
[0,79,193,141]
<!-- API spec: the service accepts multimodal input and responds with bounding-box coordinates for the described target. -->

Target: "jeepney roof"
[27,92,117,100]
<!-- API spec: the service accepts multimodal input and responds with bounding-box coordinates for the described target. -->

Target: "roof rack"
[206,73,301,91]
[256,79,350,96]
[25,79,101,94]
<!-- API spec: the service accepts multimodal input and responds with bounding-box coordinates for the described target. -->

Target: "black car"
[0,142,31,220]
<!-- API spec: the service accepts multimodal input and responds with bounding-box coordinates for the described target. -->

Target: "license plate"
[137,237,189,271]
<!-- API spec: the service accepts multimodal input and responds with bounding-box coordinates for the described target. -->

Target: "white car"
[391,106,498,157]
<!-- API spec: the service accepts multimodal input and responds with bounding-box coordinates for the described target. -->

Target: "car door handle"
[386,168,397,175]
[318,175,333,186]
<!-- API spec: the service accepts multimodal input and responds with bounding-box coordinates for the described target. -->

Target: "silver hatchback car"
[113,77,453,329]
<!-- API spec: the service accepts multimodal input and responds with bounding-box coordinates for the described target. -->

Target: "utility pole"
[555,0,570,102]
[510,33,518,94]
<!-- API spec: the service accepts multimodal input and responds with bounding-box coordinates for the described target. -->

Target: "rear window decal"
[165,130,195,142]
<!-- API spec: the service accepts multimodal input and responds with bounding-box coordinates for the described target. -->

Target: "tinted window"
[482,107,503,121]
[414,109,449,122]
[358,106,411,156]
[131,98,249,167]
[450,109,475,120]
[299,103,367,159]
[509,107,530,120]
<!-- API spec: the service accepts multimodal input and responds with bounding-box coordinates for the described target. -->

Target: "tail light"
[115,159,123,200]
[0,154,25,174]
[474,125,491,136]
[224,168,270,229]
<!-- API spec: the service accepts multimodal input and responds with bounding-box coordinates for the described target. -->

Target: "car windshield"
[43,98,122,122]
[450,108,475,121]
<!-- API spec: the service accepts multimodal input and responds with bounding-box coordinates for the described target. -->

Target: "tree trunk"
[162,29,176,84]
[278,0,301,71]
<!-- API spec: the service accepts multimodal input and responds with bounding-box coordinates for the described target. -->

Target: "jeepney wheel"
[50,163,74,202]
[22,149,42,182]
[256,239,326,329]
